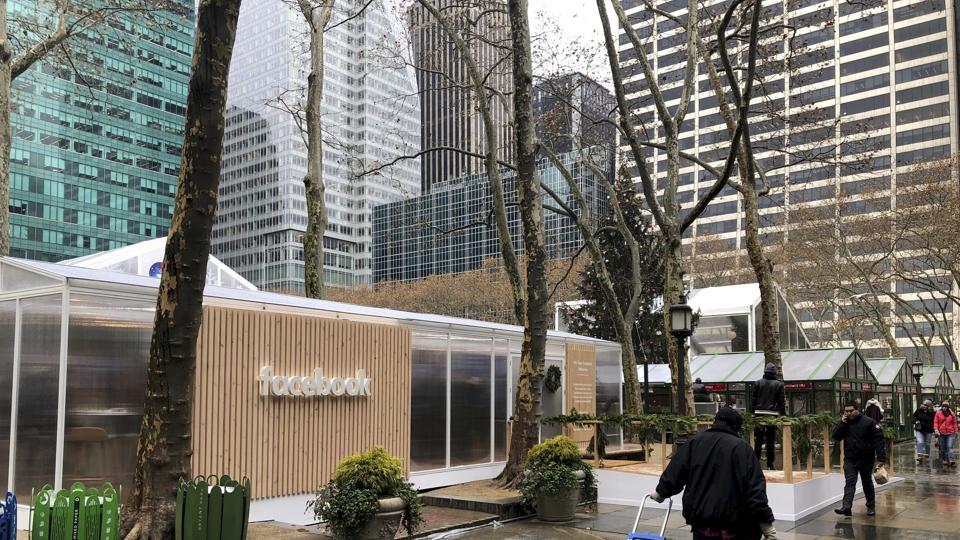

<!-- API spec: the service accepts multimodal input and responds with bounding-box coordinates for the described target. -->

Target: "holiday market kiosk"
[0,256,622,527]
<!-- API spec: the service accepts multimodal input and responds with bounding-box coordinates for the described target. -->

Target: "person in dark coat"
[649,407,777,540]
[864,398,883,423]
[913,399,935,463]
[752,362,786,469]
[833,401,887,516]
[693,377,711,403]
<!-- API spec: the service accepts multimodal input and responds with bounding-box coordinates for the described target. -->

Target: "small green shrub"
[310,446,422,539]
[519,436,596,508]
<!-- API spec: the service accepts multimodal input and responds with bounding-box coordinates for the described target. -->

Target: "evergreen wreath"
[545,365,562,393]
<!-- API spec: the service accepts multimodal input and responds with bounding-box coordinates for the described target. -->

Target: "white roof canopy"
[61,237,257,291]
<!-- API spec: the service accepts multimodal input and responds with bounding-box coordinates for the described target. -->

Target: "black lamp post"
[912,360,925,409]
[670,294,694,416]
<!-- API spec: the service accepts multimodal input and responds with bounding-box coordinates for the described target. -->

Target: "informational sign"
[862,383,873,391]
[704,383,727,392]
[839,381,852,390]
[565,345,597,450]
[257,366,372,397]
[784,382,812,390]
[877,385,892,392]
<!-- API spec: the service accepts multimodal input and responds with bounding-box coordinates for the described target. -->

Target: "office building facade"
[212,0,421,292]
[408,0,513,192]
[9,1,194,261]
[372,149,608,282]
[618,0,960,365]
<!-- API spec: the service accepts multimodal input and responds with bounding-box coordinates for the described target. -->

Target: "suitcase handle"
[631,494,672,537]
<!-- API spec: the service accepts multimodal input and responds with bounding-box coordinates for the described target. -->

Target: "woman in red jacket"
[934,401,958,467]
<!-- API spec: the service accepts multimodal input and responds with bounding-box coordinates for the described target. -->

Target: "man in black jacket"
[649,407,777,539]
[752,362,786,469]
[833,401,887,516]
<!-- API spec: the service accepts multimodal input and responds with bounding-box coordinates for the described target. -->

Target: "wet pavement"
[443,442,960,539]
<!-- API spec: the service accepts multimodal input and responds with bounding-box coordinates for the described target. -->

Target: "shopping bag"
[873,464,889,485]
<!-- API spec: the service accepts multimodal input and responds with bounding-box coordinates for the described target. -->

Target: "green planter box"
[175,475,250,540]
[29,483,120,540]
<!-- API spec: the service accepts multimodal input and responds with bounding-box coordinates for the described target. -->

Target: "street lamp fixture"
[670,295,694,415]
[912,360,925,408]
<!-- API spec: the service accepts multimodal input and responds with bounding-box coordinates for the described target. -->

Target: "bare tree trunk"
[500,0,550,484]
[299,0,335,299]
[741,178,783,367]
[0,0,11,257]
[120,0,241,537]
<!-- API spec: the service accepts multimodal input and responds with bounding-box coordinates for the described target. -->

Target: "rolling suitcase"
[627,494,672,540]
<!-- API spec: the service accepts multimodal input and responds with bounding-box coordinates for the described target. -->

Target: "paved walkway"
[445,442,960,539]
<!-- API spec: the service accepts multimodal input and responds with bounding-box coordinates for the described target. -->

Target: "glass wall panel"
[0,264,58,292]
[596,349,622,447]
[450,337,491,466]
[692,315,750,354]
[0,301,15,488]
[494,340,508,462]
[15,294,61,498]
[62,294,153,495]
[411,333,448,472]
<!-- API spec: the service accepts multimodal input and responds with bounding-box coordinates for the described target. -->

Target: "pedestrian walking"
[833,401,886,517]
[864,398,883,423]
[752,362,785,469]
[934,400,957,467]
[693,377,711,403]
[914,399,936,463]
[649,407,777,539]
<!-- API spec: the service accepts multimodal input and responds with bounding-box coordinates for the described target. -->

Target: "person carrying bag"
[914,400,935,463]
[934,401,958,467]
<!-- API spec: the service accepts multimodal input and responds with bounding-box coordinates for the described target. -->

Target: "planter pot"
[535,470,585,523]
[352,497,406,540]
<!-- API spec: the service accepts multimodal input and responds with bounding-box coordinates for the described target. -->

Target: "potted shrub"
[519,435,596,522]
[309,446,422,539]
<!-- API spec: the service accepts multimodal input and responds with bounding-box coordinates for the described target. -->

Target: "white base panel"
[250,494,318,526]
[597,469,903,522]
[410,462,506,491]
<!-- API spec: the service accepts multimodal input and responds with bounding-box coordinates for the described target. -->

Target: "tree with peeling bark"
[411,0,555,484]
[0,0,166,256]
[119,0,242,536]
[296,0,336,299]
[599,0,762,414]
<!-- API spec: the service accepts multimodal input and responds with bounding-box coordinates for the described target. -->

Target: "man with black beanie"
[752,362,786,469]
[649,407,777,539]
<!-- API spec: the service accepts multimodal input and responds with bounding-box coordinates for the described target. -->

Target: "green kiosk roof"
[865,358,907,386]
[948,370,960,390]
[920,365,946,389]
[638,348,863,384]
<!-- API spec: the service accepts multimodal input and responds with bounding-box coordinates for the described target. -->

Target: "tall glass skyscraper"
[213,0,421,292]
[9,1,194,261]
[619,0,959,364]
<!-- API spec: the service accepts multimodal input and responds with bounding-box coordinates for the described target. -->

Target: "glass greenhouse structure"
[556,283,810,356]
[865,358,918,439]
[0,255,622,524]
[638,348,878,415]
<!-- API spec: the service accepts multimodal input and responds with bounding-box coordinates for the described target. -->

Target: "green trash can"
[29,482,120,540]
[175,475,250,540]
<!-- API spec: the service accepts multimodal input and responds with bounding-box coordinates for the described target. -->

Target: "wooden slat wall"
[192,306,411,500]
[564,343,596,450]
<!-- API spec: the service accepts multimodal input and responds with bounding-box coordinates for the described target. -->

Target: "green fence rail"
[29,483,120,540]
[175,475,250,540]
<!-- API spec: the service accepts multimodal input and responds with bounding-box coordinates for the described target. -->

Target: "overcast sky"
[529,0,610,84]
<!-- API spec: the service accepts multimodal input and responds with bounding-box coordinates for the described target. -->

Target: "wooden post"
[840,440,844,469]
[749,429,755,448]
[823,427,831,472]
[783,423,793,483]
[806,425,813,478]
[660,429,668,470]
[594,423,601,469]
